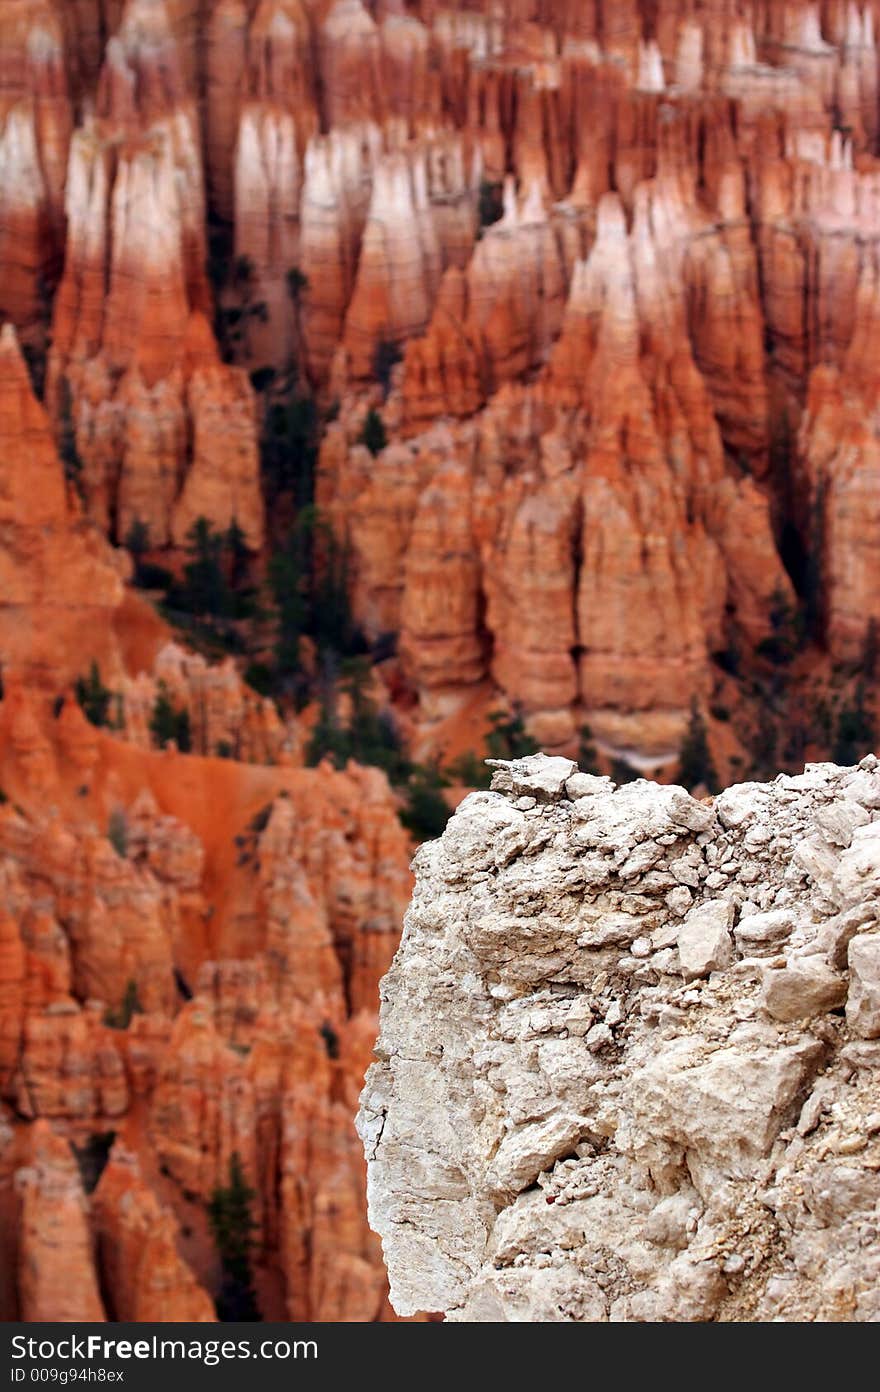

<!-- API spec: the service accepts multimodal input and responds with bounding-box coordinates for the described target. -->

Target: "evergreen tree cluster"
[164,517,254,626]
[306,657,451,842]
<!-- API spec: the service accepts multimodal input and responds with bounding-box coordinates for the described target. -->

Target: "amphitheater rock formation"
[0,682,413,1321]
[2,5,880,757]
[4,0,880,1325]
[360,753,880,1321]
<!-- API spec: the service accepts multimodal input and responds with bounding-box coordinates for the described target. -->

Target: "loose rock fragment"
[677,900,734,978]
[847,935,880,1038]
[762,957,847,1022]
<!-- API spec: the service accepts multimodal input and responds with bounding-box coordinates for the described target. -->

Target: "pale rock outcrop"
[360,753,880,1321]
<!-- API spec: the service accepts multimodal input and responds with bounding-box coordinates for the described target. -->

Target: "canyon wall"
[4,0,880,1324]
[359,753,880,1321]
[4,1,880,766]
[0,281,413,1320]
[0,682,413,1321]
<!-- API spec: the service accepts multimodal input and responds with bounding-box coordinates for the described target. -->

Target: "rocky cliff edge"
[358,753,880,1321]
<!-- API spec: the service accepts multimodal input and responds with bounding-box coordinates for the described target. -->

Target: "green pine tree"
[225,518,249,589]
[478,178,503,230]
[207,1154,260,1321]
[268,535,308,685]
[181,518,229,618]
[150,683,191,752]
[677,699,719,793]
[104,979,143,1030]
[372,339,402,397]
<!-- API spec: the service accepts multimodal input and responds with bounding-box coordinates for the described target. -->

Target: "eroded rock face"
[7,0,880,760]
[359,753,880,1321]
[0,686,413,1322]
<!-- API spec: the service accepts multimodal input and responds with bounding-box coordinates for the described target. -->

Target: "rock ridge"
[359,752,880,1321]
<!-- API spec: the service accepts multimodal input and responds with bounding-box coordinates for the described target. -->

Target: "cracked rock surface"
[357,755,880,1321]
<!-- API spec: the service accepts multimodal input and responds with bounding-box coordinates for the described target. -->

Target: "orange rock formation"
[0,683,412,1321]
[5,0,880,1323]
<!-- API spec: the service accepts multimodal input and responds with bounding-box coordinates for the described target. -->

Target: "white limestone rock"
[487,753,577,800]
[847,934,880,1038]
[358,759,880,1321]
[762,957,847,1022]
[734,907,794,955]
[677,899,734,977]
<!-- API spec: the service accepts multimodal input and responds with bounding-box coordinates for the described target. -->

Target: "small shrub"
[249,366,276,394]
[58,378,84,499]
[863,618,879,680]
[320,1021,339,1060]
[610,757,639,785]
[833,682,874,766]
[107,808,128,859]
[244,662,275,696]
[756,587,804,666]
[73,1131,116,1194]
[478,177,504,229]
[783,721,808,765]
[286,266,309,300]
[124,518,150,583]
[750,717,779,780]
[811,696,833,745]
[134,561,173,591]
[76,661,113,729]
[399,764,451,842]
[486,706,536,761]
[306,660,409,780]
[248,802,274,835]
[373,338,402,397]
[104,979,143,1030]
[447,750,492,789]
[677,699,719,793]
[713,641,740,677]
[578,723,600,774]
[358,408,387,457]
